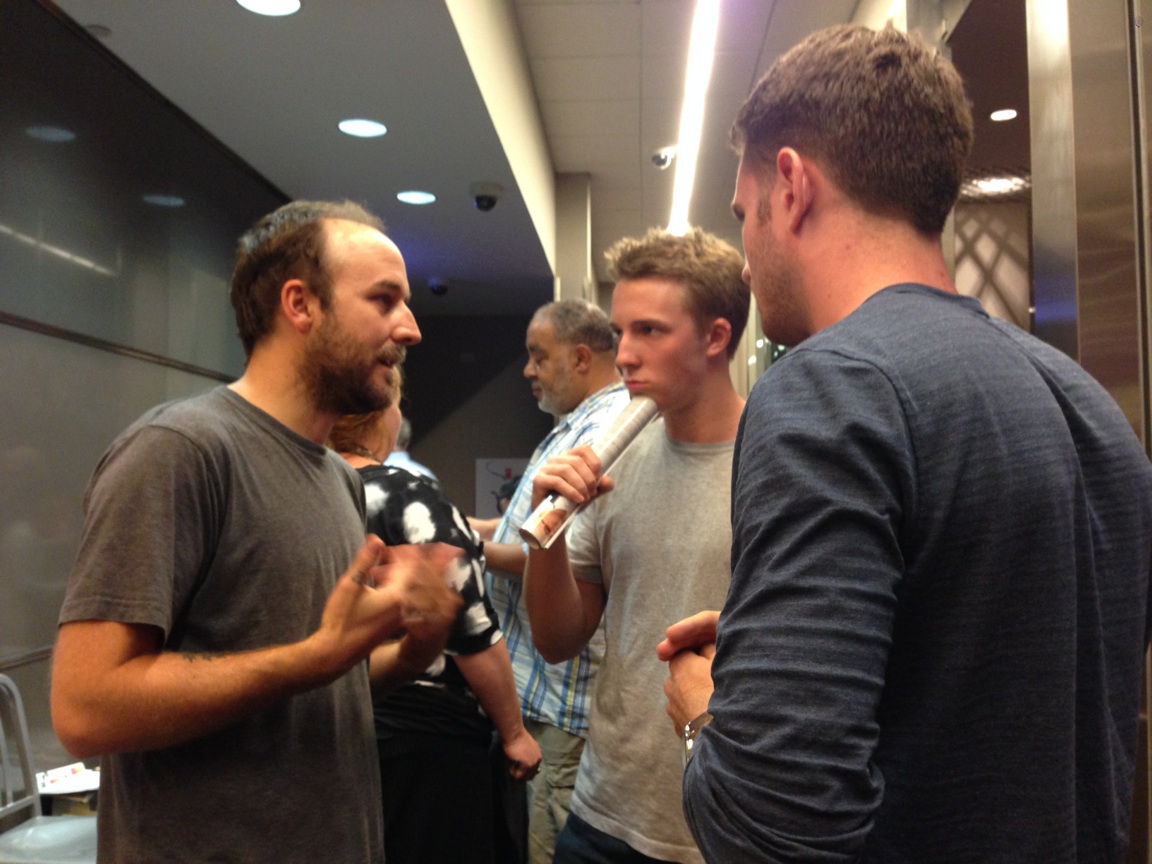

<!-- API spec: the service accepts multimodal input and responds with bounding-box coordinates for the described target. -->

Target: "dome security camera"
[651,146,676,170]
[470,181,504,212]
[428,277,449,296]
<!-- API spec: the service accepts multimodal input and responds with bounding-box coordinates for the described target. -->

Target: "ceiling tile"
[517,3,642,57]
[551,134,638,171]
[540,99,640,138]
[529,56,641,101]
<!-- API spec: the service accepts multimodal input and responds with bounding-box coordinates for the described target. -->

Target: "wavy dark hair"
[731,25,973,235]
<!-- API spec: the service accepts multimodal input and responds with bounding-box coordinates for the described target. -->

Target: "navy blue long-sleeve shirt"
[686,285,1152,863]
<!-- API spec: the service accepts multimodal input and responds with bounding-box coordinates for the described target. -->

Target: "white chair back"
[0,674,97,864]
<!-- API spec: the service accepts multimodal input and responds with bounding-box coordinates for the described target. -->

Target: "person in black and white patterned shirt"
[331,369,541,864]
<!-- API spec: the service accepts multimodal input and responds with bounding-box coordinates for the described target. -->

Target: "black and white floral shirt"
[359,464,502,739]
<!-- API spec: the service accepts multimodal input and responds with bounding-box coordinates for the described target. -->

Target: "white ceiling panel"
[540,99,641,139]
[550,135,637,170]
[641,0,693,55]
[529,55,643,102]
[518,3,642,56]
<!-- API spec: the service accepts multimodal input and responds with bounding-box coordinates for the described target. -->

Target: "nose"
[615,333,637,370]
[523,357,536,379]
[393,303,421,346]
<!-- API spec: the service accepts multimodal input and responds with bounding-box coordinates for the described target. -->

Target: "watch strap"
[682,710,713,765]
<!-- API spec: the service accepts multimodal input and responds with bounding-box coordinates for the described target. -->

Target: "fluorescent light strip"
[886,0,907,30]
[667,0,720,235]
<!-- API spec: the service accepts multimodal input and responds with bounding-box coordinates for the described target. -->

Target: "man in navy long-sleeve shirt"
[661,24,1152,863]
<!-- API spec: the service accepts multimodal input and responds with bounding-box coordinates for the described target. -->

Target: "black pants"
[378,731,496,864]
[491,731,529,864]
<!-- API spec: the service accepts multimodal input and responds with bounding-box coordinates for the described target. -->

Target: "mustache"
[378,346,407,366]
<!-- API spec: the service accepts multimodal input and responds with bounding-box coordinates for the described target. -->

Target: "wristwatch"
[682,711,713,765]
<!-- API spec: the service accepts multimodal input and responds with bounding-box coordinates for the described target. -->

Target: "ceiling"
[48,0,1023,318]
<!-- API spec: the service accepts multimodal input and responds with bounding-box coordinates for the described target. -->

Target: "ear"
[571,343,593,373]
[776,147,814,233]
[281,279,320,336]
[703,317,733,360]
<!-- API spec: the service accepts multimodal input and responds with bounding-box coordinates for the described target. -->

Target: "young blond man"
[524,228,749,864]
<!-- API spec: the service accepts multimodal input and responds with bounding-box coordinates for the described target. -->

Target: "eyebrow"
[373,279,410,300]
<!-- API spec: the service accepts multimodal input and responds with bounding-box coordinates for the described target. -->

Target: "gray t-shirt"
[567,418,733,864]
[61,386,383,863]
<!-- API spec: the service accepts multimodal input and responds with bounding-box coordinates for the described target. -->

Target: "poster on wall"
[475,458,530,519]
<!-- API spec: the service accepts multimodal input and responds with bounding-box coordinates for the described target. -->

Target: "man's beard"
[758,248,807,348]
[536,388,564,416]
[536,367,572,416]
[302,314,406,415]
[754,197,808,348]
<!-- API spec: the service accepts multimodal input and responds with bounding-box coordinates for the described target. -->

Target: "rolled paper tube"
[519,396,659,549]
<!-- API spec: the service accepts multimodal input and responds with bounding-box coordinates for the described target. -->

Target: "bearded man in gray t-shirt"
[53,200,461,864]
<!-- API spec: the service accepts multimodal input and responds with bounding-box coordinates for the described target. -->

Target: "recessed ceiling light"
[990,108,1018,122]
[236,0,300,16]
[397,191,436,205]
[26,125,75,143]
[339,118,387,138]
[142,194,186,208]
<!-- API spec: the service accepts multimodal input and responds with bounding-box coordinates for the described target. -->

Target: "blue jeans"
[553,813,676,864]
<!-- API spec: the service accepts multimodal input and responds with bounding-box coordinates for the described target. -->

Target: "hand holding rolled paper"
[519,396,659,549]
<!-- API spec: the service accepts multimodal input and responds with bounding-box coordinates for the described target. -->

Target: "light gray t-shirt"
[61,386,383,863]
[567,418,734,864]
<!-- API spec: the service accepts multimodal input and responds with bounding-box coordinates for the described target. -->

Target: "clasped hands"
[321,535,462,670]
[658,609,720,733]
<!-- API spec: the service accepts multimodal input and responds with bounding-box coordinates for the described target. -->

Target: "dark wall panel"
[0,0,287,765]
[0,0,285,377]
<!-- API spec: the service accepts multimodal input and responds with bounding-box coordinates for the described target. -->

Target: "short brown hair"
[731,25,973,235]
[230,200,384,357]
[605,227,749,358]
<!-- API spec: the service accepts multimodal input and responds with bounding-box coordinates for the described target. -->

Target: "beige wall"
[413,357,552,517]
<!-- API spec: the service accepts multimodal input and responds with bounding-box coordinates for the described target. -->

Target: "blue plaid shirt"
[486,381,631,735]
